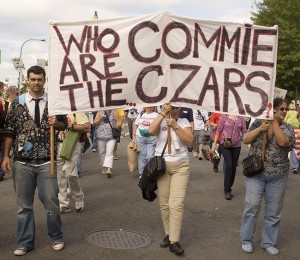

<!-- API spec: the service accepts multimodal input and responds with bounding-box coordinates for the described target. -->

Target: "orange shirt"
[210,113,222,141]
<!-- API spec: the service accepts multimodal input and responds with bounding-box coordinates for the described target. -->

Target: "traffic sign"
[11,57,25,71]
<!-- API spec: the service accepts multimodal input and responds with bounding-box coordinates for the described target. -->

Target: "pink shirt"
[216,115,247,147]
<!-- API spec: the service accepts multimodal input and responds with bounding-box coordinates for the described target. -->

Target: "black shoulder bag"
[143,140,168,180]
[105,111,121,139]
[242,130,267,177]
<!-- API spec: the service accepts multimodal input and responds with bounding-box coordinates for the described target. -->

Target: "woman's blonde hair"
[144,106,157,112]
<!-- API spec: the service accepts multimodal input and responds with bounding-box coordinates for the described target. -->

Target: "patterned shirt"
[4,93,67,161]
[96,110,117,141]
[249,119,295,177]
[216,115,247,147]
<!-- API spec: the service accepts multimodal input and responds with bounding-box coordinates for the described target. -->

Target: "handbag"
[143,140,168,180]
[223,137,232,148]
[242,131,267,177]
[223,117,238,148]
[105,111,121,139]
[60,130,82,160]
[112,127,121,139]
[127,141,138,173]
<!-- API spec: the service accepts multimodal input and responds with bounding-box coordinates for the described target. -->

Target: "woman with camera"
[212,114,247,200]
[148,102,193,256]
[240,98,295,255]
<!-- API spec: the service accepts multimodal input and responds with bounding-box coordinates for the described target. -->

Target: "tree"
[251,0,300,99]
[19,82,28,94]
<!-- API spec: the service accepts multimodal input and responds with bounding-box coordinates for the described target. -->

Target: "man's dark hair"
[27,65,46,78]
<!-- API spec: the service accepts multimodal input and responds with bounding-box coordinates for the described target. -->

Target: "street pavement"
[0,135,299,260]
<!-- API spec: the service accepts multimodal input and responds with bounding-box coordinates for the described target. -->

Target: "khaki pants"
[157,161,190,242]
[57,142,84,208]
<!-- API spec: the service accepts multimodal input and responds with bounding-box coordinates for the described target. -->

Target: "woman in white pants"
[94,110,121,178]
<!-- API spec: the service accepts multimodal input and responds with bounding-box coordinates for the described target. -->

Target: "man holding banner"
[1,66,67,256]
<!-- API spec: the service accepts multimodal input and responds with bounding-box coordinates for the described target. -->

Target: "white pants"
[57,142,84,208]
[98,139,116,169]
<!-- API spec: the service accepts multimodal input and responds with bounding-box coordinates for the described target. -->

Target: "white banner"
[48,12,278,119]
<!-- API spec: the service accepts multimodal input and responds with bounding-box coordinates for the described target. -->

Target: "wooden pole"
[262,130,267,161]
[167,113,171,154]
[50,125,55,176]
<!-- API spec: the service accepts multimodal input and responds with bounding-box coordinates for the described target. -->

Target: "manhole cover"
[85,229,151,249]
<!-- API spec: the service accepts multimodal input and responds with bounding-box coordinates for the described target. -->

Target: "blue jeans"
[13,161,63,250]
[136,135,156,175]
[220,145,241,193]
[290,149,300,170]
[240,172,288,248]
[92,125,98,150]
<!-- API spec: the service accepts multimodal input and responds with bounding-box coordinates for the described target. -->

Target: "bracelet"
[159,112,166,118]
[174,125,180,131]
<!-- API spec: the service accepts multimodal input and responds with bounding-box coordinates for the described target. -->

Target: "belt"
[15,158,51,165]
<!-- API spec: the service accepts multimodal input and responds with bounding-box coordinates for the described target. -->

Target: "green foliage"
[251,0,300,97]
[19,83,28,94]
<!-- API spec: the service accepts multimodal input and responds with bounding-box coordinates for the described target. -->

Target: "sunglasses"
[279,107,288,112]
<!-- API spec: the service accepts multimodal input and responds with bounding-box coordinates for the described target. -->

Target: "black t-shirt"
[179,107,193,122]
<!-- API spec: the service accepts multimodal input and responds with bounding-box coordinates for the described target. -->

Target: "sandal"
[113,155,118,160]
[107,168,112,178]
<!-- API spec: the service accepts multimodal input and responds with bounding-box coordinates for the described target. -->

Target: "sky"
[0,0,256,86]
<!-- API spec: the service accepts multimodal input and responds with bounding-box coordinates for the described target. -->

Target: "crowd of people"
[0,66,298,257]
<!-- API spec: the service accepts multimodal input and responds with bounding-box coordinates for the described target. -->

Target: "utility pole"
[18,39,46,89]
